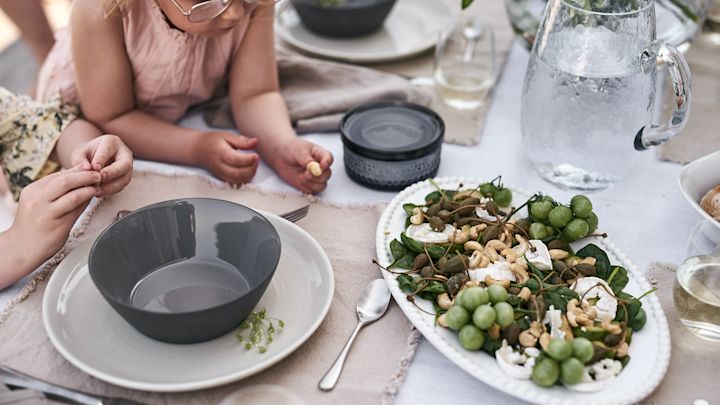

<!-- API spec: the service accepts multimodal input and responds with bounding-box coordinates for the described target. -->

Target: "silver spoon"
[318,279,391,391]
[462,17,484,63]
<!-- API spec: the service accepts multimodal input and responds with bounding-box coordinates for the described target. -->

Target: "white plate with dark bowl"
[42,212,334,392]
[275,0,457,63]
[375,177,671,405]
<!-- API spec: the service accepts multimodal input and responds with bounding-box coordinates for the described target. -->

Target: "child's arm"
[70,0,258,185]
[229,4,333,194]
[0,165,99,290]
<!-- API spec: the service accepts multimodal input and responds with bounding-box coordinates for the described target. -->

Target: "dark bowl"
[88,199,281,344]
[292,0,398,38]
[340,100,444,190]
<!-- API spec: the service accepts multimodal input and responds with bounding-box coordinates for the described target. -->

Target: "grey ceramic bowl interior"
[88,199,281,344]
[340,101,444,190]
[292,0,398,38]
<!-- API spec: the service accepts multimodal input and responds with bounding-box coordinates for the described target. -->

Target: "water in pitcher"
[521,26,656,191]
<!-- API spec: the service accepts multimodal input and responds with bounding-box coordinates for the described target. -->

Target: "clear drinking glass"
[705,0,720,44]
[520,0,692,191]
[433,18,497,110]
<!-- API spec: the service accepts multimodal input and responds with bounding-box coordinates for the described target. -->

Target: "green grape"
[532,358,560,387]
[445,305,470,331]
[529,222,550,240]
[570,195,593,219]
[487,284,508,303]
[458,324,485,350]
[546,339,572,361]
[586,212,599,234]
[460,287,489,312]
[479,183,498,198]
[563,218,590,241]
[494,302,514,327]
[560,358,586,385]
[530,200,553,220]
[548,206,573,228]
[472,305,496,330]
[494,188,512,207]
[571,337,594,363]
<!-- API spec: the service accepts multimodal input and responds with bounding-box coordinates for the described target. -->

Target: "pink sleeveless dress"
[36,0,253,123]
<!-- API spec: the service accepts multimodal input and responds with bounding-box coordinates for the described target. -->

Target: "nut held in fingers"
[306,161,323,177]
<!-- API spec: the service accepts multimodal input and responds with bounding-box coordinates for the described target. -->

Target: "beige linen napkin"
[0,171,418,405]
[643,262,720,404]
[0,385,46,405]
[202,48,433,134]
[659,34,720,164]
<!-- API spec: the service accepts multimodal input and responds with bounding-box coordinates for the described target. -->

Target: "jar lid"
[340,101,444,161]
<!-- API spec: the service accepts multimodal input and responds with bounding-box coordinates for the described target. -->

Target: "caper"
[429,216,445,232]
[420,266,435,278]
[548,274,563,285]
[560,269,576,281]
[457,217,480,227]
[447,273,469,296]
[547,239,570,251]
[456,197,480,216]
[481,225,501,245]
[486,201,499,217]
[502,323,522,346]
[427,202,442,217]
[528,296,546,321]
[437,256,449,271]
[552,260,568,273]
[589,342,610,364]
[515,218,531,235]
[445,255,470,274]
[604,333,623,347]
[575,263,596,276]
[441,199,459,211]
[412,253,429,270]
[439,209,453,222]
[508,286,521,295]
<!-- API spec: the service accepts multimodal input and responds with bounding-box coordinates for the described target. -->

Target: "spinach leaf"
[390,239,406,261]
[390,253,416,270]
[614,291,641,323]
[403,203,420,216]
[482,336,503,354]
[424,190,456,204]
[543,287,579,313]
[462,0,474,9]
[418,281,447,301]
[397,274,417,293]
[401,233,423,254]
[576,244,612,279]
[426,245,445,260]
[607,266,629,294]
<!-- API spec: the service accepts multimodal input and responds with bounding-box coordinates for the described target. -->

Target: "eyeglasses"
[169,0,236,23]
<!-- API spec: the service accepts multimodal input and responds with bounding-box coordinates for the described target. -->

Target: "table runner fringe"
[646,261,677,289]
[381,328,423,405]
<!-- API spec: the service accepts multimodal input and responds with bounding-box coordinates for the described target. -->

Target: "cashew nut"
[484,244,501,262]
[437,293,452,310]
[486,239,508,251]
[469,224,487,240]
[567,299,582,315]
[539,332,552,350]
[580,257,597,266]
[410,207,424,225]
[519,330,539,347]
[464,241,483,252]
[549,249,569,260]
[514,235,530,256]
[601,320,622,335]
[510,263,530,284]
[450,228,470,244]
[518,287,532,301]
[616,342,629,358]
[437,313,449,328]
[484,275,510,289]
[560,315,574,340]
[469,250,490,268]
[501,248,517,263]
[488,323,501,340]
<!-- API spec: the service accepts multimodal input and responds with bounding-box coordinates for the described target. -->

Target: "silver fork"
[279,205,309,223]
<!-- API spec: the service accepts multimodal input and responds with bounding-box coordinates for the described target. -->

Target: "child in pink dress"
[37,0,332,194]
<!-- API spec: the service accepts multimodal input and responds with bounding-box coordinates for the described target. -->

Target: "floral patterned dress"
[0,87,77,200]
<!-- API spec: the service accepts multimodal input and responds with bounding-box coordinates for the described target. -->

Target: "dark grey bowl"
[340,101,444,190]
[88,199,281,344]
[292,0,398,38]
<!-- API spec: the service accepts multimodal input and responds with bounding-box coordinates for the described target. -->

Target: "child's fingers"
[47,170,101,201]
[223,134,258,150]
[312,146,334,170]
[51,185,98,217]
[99,156,133,183]
[89,139,119,171]
[302,166,332,183]
[97,171,132,197]
[221,150,259,168]
[218,164,258,186]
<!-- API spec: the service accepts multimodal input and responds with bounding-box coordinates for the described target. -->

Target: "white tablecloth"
[0,42,704,404]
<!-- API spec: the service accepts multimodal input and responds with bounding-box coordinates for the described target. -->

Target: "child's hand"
[9,164,100,269]
[197,132,260,186]
[71,134,133,197]
[270,139,333,194]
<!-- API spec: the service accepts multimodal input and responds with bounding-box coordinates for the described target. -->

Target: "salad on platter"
[381,178,654,391]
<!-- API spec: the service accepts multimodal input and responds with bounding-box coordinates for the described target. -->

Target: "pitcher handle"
[634,41,692,151]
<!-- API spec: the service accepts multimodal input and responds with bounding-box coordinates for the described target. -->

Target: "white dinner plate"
[275,0,457,63]
[678,150,720,231]
[375,177,671,405]
[42,213,334,392]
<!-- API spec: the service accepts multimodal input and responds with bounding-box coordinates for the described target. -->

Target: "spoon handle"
[318,320,365,391]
